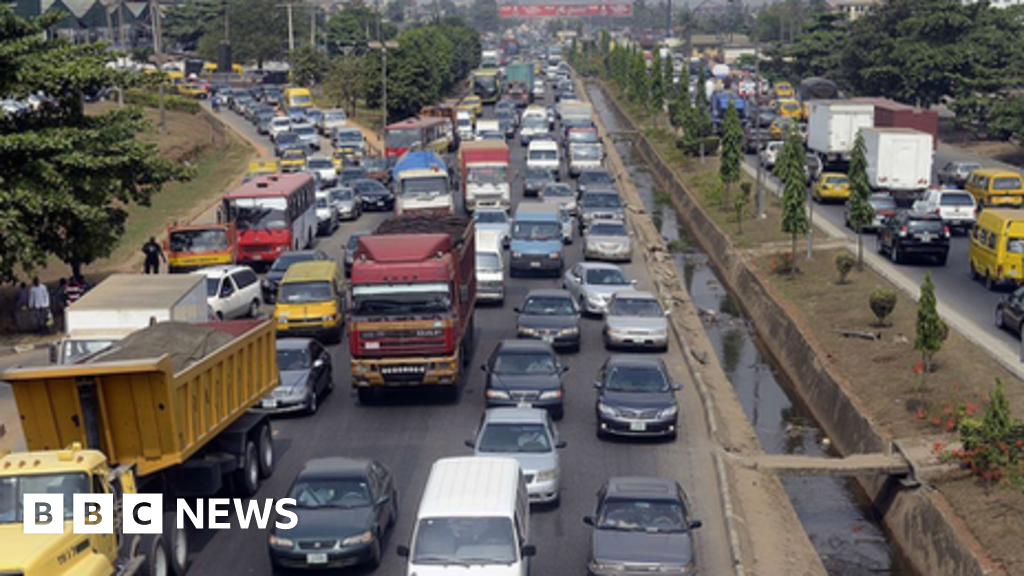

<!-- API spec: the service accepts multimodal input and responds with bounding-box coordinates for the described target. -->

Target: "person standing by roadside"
[142,237,166,274]
[65,275,85,305]
[27,277,51,334]
[12,282,28,328]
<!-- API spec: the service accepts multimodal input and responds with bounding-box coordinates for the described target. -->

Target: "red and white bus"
[221,173,317,266]
[384,116,453,159]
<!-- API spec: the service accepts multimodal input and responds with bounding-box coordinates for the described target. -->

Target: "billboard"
[498,4,634,17]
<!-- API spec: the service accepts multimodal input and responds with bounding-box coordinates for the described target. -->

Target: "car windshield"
[412,517,516,564]
[522,117,547,130]
[542,185,572,198]
[294,127,315,136]
[476,253,501,270]
[308,159,332,170]
[169,228,229,254]
[330,188,354,202]
[277,347,311,371]
[512,221,560,241]
[492,351,557,375]
[522,296,575,316]
[270,254,312,272]
[477,423,552,453]
[526,168,551,182]
[572,145,601,160]
[0,473,87,523]
[583,194,623,209]
[467,166,507,185]
[589,223,628,236]
[597,497,687,533]
[580,172,613,187]
[529,149,557,162]
[278,281,333,304]
[276,133,298,145]
[605,365,670,392]
[585,268,630,286]
[609,298,662,317]
[289,477,371,509]
[476,211,508,224]
[570,131,598,144]
[907,219,943,234]
[351,283,451,315]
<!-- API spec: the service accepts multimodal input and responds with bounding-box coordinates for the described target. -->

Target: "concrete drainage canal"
[589,86,916,576]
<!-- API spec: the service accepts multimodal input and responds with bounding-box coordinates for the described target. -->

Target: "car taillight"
[943,226,950,237]
[899,225,908,236]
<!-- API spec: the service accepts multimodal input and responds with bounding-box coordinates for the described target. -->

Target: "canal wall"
[588,79,992,576]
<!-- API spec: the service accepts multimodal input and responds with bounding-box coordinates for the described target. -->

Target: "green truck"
[504,63,534,107]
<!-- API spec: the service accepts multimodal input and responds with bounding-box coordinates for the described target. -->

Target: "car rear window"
[909,219,943,234]
[993,177,1022,191]
[940,193,974,206]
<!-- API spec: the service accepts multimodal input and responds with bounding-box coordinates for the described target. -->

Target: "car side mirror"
[396,544,410,557]
[513,307,521,313]
[593,380,602,388]
[556,440,567,449]
[673,383,683,391]
[313,359,324,369]
[559,365,569,373]
[521,543,537,557]
[583,515,595,526]
[465,439,475,448]
[376,494,391,506]
[690,520,704,530]
[480,364,489,373]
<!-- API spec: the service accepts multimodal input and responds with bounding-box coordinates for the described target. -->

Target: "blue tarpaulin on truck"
[392,151,447,180]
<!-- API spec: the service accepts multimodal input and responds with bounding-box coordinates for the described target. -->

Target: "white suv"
[193,265,263,320]
[759,140,784,168]
[269,117,292,142]
[912,187,977,234]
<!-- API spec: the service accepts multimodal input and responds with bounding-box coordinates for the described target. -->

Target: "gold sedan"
[812,172,851,203]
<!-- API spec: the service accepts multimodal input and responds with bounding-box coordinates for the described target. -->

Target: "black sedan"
[255,339,333,415]
[523,167,557,197]
[482,340,567,420]
[595,356,680,439]
[351,178,394,211]
[268,457,398,570]
[339,166,367,186]
[584,476,703,576]
[262,249,330,303]
[514,289,581,352]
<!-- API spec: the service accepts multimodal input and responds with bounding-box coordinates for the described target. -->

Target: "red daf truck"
[348,214,476,403]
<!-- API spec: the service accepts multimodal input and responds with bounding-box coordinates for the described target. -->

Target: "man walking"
[27,277,51,334]
[142,237,166,274]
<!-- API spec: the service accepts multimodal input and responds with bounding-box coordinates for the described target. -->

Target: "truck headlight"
[539,390,562,400]
[268,535,294,549]
[486,389,510,399]
[341,531,374,547]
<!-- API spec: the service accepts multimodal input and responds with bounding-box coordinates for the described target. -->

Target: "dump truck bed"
[2,319,278,477]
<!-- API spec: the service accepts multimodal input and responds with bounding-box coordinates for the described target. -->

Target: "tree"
[290,46,327,87]
[777,130,809,272]
[324,56,367,114]
[193,0,289,67]
[650,51,665,111]
[163,0,222,52]
[385,0,412,22]
[846,132,873,269]
[719,100,742,208]
[325,3,391,56]
[0,8,190,280]
[915,272,947,375]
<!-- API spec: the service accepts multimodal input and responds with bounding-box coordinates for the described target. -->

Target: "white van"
[398,457,535,575]
[475,231,506,304]
[527,139,560,177]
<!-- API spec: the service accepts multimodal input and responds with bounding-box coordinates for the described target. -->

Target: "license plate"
[950,220,962,226]
[920,234,933,243]
[530,261,541,268]
[261,399,278,409]
[542,335,554,343]
[376,201,384,207]
[629,422,647,432]
[306,553,328,565]
[517,401,532,408]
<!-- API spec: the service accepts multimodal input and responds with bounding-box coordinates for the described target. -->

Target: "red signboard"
[499,4,634,17]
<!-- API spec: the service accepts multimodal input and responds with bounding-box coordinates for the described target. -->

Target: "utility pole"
[279,3,296,52]
[118,0,126,48]
[149,0,166,133]
[754,39,765,219]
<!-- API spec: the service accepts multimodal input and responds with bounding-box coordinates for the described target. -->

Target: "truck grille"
[381,364,428,382]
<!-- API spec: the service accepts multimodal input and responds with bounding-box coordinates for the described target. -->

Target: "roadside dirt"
[939,117,1024,168]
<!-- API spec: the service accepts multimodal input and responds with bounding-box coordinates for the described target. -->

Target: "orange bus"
[165,223,237,273]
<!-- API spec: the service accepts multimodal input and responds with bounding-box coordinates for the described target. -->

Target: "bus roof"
[224,173,313,199]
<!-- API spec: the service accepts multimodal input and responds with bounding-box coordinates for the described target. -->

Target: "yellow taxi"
[273,261,345,343]
[332,149,348,169]
[177,83,209,99]
[811,173,851,203]
[460,95,483,116]
[774,81,794,99]
[769,116,795,139]
[776,98,801,119]
[280,148,307,172]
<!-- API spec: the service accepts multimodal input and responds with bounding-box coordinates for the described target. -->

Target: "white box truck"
[53,274,209,364]
[862,127,934,205]
[807,100,875,166]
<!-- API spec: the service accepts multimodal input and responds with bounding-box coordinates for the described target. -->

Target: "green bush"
[124,89,201,114]
[869,288,898,326]
[834,252,857,284]
[675,136,720,157]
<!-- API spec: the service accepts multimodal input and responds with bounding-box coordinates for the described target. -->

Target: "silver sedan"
[583,220,632,263]
[562,262,636,316]
[603,291,670,351]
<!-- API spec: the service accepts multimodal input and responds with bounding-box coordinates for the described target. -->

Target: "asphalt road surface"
[185,89,734,574]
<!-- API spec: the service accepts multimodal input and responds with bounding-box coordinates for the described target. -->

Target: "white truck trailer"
[52,274,209,364]
[807,100,875,166]
[862,127,934,206]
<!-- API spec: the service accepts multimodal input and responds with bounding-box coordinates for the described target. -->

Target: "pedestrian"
[27,277,51,334]
[65,275,85,305]
[142,237,166,274]
[12,281,28,327]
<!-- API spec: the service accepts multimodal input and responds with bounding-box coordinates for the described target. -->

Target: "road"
[180,89,735,575]
[744,138,1024,358]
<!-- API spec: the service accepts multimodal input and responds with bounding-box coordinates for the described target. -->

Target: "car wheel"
[890,244,900,264]
[215,311,224,322]
[936,254,947,266]
[996,308,1006,329]
[367,536,382,569]
[970,261,980,281]
[306,390,319,415]
[248,300,260,318]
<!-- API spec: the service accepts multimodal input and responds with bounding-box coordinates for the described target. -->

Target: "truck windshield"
[169,228,229,254]
[0,473,88,523]
[572,145,601,160]
[413,517,516,564]
[227,197,288,231]
[400,176,449,197]
[468,166,508,185]
[569,131,598,144]
[513,221,560,241]
[62,338,117,364]
[352,283,451,315]
[279,281,334,304]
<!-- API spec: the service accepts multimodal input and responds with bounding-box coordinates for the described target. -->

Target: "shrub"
[834,252,856,284]
[124,89,201,114]
[869,288,898,326]
[675,136,720,157]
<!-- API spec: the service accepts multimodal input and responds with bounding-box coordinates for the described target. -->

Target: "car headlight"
[539,390,562,400]
[587,294,605,306]
[486,389,510,399]
[559,326,579,335]
[268,535,294,549]
[322,315,336,322]
[598,402,617,417]
[535,469,558,482]
[549,252,561,259]
[511,251,522,259]
[519,326,537,336]
[341,530,374,547]
[659,405,679,419]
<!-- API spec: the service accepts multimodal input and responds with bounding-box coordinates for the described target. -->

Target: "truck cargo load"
[348,215,476,402]
[459,140,511,211]
[504,63,534,107]
[807,100,875,166]
[862,127,934,204]
[852,97,939,151]
[53,274,209,365]
[711,91,747,130]
[392,151,452,215]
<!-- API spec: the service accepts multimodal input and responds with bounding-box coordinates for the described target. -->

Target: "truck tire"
[357,387,376,405]
[138,533,170,576]
[234,440,261,497]
[163,511,189,575]
[257,422,275,479]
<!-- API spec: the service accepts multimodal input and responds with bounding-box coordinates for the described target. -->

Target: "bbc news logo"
[22,495,298,534]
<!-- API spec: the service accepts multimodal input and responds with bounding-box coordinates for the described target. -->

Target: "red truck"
[459,140,511,212]
[852,97,939,151]
[348,214,476,403]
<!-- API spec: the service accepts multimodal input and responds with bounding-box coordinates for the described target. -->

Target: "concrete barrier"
[591,80,996,576]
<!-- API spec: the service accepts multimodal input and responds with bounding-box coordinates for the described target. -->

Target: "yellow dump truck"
[0,319,279,576]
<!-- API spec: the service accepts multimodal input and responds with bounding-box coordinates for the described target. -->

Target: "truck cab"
[510,203,564,278]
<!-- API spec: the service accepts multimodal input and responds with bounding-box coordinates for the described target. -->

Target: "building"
[12,0,151,44]
[826,0,879,21]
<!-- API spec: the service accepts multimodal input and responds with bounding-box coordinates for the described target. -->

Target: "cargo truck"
[504,63,534,107]
[0,319,279,576]
[348,215,476,403]
[806,100,875,167]
[710,91,747,131]
[392,151,453,215]
[51,274,209,365]
[459,140,511,211]
[862,127,934,206]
